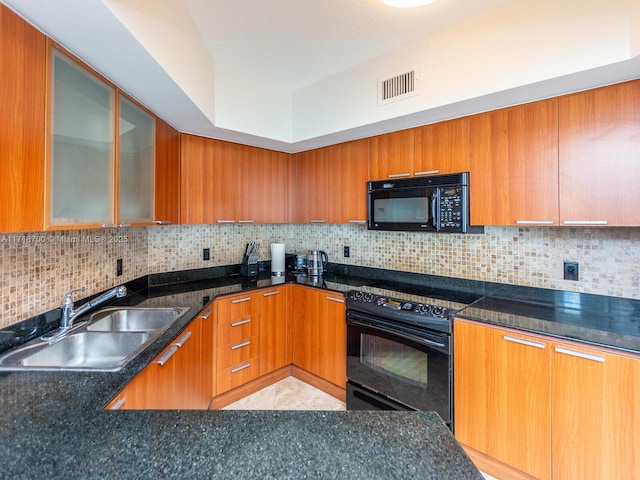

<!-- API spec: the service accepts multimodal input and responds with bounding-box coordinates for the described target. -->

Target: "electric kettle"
[306,250,328,277]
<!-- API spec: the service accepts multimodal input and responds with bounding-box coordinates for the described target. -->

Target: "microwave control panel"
[438,187,464,231]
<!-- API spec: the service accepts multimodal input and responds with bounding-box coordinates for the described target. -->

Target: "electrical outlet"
[116,258,123,276]
[344,246,350,257]
[203,248,210,261]
[564,261,579,281]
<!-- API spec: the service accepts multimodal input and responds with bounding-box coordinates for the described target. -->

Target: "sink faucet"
[43,285,127,340]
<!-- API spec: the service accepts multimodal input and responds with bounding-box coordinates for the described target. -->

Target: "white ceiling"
[183,0,511,91]
[2,0,639,152]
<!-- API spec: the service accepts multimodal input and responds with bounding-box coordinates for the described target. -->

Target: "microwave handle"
[431,189,441,231]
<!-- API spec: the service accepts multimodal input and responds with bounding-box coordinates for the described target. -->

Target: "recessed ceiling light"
[379,0,438,8]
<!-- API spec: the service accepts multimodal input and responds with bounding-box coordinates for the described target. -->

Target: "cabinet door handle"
[216,220,236,224]
[562,220,608,226]
[155,220,172,225]
[238,220,255,224]
[348,220,366,224]
[555,346,605,363]
[515,220,555,225]
[231,297,252,304]
[175,331,192,347]
[504,335,545,349]
[200,309,213,320]
[231,318,251,327]
[118,223,131,228]
[387,173,411,178]
[327,296,345,303]
[262,291,280,297]
[414,170,440,176]
[310,220,326,223]
[231,362,251,373]
[157,346,179,366]
[102,223,117,228]
[110,398,126,410]
[231,340,251,350]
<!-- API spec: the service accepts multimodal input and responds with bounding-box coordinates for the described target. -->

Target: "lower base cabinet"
[454,318,640,480]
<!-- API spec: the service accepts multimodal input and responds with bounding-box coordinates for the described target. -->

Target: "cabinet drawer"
[217,335,259,369]
[218,314,260,345]
[217,358,260,394]
[217,293,258,319]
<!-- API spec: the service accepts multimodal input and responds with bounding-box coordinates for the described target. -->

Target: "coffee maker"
[306,250,328,277]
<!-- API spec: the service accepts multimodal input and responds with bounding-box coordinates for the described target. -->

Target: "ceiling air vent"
[378,68,418,106]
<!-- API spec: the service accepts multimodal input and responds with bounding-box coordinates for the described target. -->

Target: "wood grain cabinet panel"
[290,148,328,223]
[369,129,413,180]
[180,134,236,224]
[454,319,551,480]
[326,139,369,224]
[0,5,46,232]
[559,80,640,226]
[259,286,290,375]
[469,99,559,226]
[413,117,469,177]
[154,118,181,225]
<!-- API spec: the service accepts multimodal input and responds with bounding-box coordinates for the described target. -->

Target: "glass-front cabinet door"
[49,49,115,227]
[118,96,154,224]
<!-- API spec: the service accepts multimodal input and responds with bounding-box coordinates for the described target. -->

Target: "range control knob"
[376,297,387,306]
[363,293,374,302]
[433,306,445,317]
[354,291,363,300]
[417,304,432,315]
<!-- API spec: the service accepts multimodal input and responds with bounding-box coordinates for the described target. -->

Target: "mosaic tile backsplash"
[1,224,639,327]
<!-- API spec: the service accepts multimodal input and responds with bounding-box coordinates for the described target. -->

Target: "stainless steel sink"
[0,306,191,372]
[86,307,190,332]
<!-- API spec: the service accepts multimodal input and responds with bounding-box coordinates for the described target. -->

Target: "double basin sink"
[0,307,190,372]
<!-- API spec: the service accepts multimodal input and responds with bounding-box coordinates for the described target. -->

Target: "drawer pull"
[348,220,366,224]
[555,346,605,363]
[216,220,236,224]
[200,309,213,320]
[327,296,345,303]
[387,173,411,178]
[231,340,251,350]
[231,318,251,327]
[504,335,545,349]
[157,346,178,366]
[238,220,255,224]
[562,220,608,226]
[262,291,280,297]
[231,362,251,374]
[515,220,555,225]
[310,220,326,223]
[175,331,192,347]
[414,170,440,176]
[231,297,252,304]
[110,398,126,410]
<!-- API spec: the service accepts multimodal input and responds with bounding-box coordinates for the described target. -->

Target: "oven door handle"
[348,318,447,350]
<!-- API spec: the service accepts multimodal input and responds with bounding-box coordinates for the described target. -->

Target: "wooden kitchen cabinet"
[180,134,236,224]
[551,341,640,480]
[454,319,551,480]
[291,286,346,387]
[259,286,290,375]
[154,117,181,225]
[369,129,413,180]
[0,5,47,233]
[413,117,469,177]
[215,292,261,394]
[326,139,370,224]
[290,148,328,224]
[559,80,640,226]
[469,99,559,226]
[236,145,289,224]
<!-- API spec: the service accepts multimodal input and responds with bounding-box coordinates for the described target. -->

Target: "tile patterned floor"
[221,376,346,411]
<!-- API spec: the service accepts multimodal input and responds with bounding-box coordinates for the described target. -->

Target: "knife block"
[240,253,258,277]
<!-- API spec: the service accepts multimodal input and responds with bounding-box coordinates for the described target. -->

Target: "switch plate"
[203,248,210,261]
[343,246,350,258]
[564,261,579,281]
[116,258,123,277]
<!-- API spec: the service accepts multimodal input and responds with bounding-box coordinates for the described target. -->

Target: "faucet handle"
[61,286,87,307]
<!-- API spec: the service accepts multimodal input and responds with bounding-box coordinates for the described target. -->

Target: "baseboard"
[460,443,539,480]
[209,366,291,410]
[291,366,346,403]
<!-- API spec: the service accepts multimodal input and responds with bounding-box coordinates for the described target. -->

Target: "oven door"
[346,310,451,423]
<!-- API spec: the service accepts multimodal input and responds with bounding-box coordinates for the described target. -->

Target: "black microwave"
[368,172,471,233]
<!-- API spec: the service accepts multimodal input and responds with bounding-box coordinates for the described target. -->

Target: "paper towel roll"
[270,243,285,276]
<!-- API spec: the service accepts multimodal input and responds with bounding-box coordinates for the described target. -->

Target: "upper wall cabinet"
[413,118,469,177]
[559,80,640,227]
[154,118,181,225]
[291,148,328,224]
[369,129,413,180]
[326,139,369,224]
[469,99,559,226]
[118,95,155,225]
[180,134,236,224]
[48,48,115,228]
[0,5,47,233]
